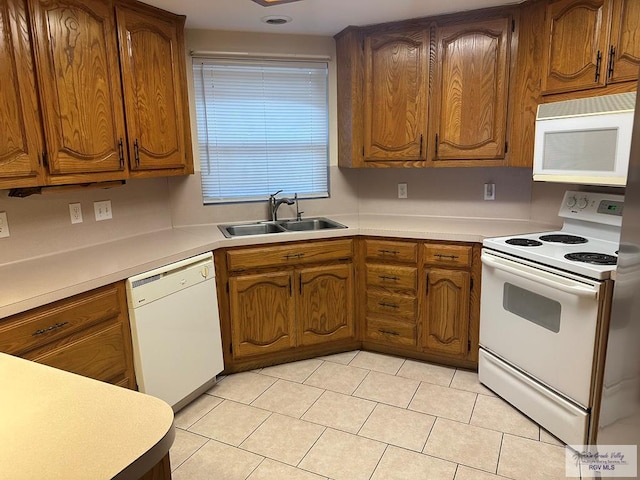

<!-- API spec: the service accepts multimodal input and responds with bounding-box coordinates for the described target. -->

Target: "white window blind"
[193,58,329,204]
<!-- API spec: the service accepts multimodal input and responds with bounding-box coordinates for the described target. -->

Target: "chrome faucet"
[269,190,295,221]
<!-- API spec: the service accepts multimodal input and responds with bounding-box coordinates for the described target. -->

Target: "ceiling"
[143,0,522,36]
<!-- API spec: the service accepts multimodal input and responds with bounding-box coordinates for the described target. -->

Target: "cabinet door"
[607,0,640,84]
[116,6,191,173]
[431,17,510,161]
[424,268,470,358]
[0,0,44,188]
[229,272,295,357]
[541,0,610,94]
[29,0,126,179]
[363,30,428,162]
[297,264,355,346]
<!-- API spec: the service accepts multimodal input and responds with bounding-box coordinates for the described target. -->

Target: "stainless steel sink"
[277,217,347,232]
[219,217,346,237]
[219,222,285,238]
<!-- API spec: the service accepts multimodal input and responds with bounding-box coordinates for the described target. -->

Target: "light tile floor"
[170,351,582,480]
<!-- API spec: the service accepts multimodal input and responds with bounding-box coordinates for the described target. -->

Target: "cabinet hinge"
[468,339,472,352]
[226,282,229,293]
[504,142,508,154]
[511,19,515,33]
[42,151,49,168]
[230,343,233,354]
[470,278,474,291]
[362,147,365,157]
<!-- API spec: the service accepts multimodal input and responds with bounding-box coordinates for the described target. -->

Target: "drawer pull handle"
[379,302,399,309]
[32,321,69,337]
[283,253,305,260]
[434,254,459,260]
[378,249,399,256]
[379,275,400,282]
[378,329,400,336]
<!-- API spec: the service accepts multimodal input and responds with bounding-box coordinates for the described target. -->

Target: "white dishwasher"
[126,252,224,411]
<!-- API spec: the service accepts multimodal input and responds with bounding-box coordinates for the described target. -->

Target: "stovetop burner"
[506,238,543,247]
[564,252,618,265]
[539,234,588,244]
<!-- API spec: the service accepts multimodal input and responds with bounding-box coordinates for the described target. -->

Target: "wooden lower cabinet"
[218,239,357,370]
[363,238,420,349]
[0,282,137,389]
[424,268,471,358]
[362,238,480,368]
[229,271,296,357]
[297,264,355,347]
[218,236,481,372]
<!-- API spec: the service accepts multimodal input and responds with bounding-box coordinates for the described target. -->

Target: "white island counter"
[0,353,174,480]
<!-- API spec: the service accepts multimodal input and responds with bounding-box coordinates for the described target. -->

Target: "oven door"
[480,250,603,408]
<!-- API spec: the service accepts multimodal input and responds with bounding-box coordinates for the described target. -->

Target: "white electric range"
[479,190,624,446]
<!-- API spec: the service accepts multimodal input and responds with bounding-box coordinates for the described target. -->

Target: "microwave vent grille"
[537,92,636,120]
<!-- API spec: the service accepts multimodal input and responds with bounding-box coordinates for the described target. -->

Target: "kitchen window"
[192,58,329,204]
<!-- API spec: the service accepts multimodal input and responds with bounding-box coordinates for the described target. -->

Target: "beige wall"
[0,178,173,266]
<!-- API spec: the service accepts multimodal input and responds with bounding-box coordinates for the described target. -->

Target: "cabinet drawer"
[0,284,123,356]
[25,323,129,383]
[365,239,418,263]
[366,318,417,347]
[366,292,416,322]
[227,239,353,271]
[424,244,472,268]
[366,264,417,295]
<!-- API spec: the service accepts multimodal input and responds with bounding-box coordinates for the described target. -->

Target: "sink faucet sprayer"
[269,190,295,221]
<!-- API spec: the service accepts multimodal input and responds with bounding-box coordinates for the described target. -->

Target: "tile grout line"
[295,425,328,469]
[171,438,211,473]
[367,443,390,480]
[467,392,480,425]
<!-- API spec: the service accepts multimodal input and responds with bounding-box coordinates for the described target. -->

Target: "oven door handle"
[481,252,599,300]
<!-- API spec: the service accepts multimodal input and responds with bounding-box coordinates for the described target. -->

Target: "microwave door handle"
[481,253,599,299]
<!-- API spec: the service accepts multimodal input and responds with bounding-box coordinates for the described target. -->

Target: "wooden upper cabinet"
[29,0,127,181]
[363,29,429,163]
[431,17,510,162]
[542,0,609,94]
[539,0,640,95]
[0,0,45,188]
[116,5,192,174]
[608,0,640,84]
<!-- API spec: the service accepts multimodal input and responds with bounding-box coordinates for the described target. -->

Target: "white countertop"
[0,352,174,480]
[0,214,556,319]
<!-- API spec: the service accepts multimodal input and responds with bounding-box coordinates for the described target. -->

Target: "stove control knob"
[566,196,577,208]
[577,197,589,209]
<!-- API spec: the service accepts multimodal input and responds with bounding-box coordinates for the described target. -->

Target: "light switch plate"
[398,183,408,199]
[94,200,112,221]
[0,211,10,238]
[484,183,496,201]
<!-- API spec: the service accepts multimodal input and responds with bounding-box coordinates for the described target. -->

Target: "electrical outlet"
[0,212,9,238]
[69,203,83,224]
[484,183,496,201]
[398,183,408,199]
[94,200,112,221]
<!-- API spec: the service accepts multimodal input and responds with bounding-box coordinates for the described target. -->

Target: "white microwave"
[533,92,636,186]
